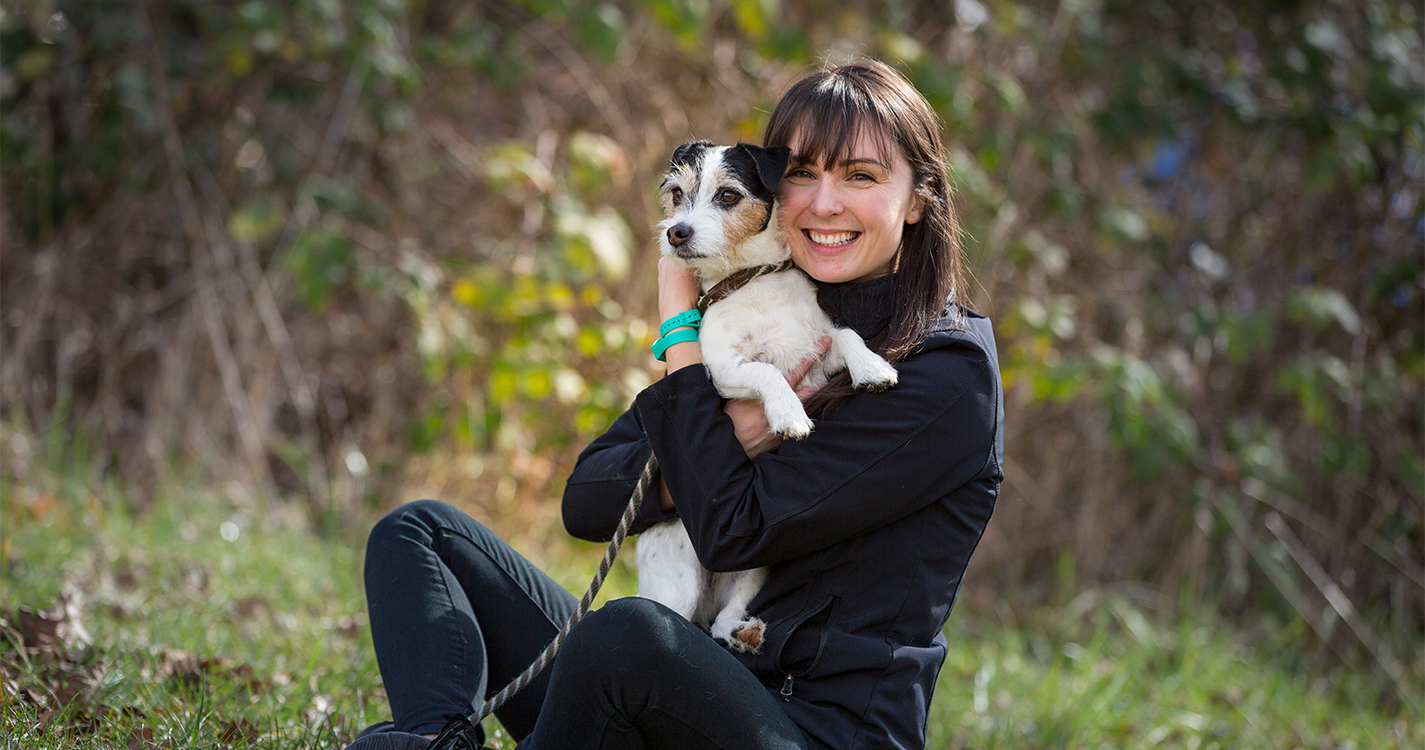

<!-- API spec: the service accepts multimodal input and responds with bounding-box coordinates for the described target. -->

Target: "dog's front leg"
[701,336,814,439]
[826,327,898,390]
[635,521,709,623]
[708,567,768,654]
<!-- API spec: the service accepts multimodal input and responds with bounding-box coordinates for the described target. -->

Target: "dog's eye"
[717,189,741,206]
[670,187,684,206]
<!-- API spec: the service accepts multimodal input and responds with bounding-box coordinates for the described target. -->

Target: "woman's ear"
[905,195,926,225]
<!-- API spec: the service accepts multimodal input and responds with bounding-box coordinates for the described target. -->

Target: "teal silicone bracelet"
[651,327,700,361]
[659,309,702,338]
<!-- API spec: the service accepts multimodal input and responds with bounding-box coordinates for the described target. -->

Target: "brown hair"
[763,59,964,417]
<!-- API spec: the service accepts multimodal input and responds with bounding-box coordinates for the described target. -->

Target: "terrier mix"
[636,141,898,652]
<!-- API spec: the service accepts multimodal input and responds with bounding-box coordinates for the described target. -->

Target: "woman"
[353,59,1002,750]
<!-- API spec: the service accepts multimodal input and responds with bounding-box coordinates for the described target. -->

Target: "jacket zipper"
[780,674,794,701]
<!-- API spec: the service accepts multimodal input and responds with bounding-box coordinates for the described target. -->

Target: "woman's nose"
[808,179,843,216]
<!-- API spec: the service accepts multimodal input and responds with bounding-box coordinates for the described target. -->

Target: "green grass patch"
[2,467,1417,748]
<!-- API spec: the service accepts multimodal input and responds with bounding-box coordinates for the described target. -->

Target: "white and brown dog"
[636,141,898,652]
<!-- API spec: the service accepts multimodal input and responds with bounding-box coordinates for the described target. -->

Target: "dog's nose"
[667,223,693,247]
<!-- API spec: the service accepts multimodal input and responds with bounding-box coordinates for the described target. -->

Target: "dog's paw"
[725,618,765,654]
[772,414,814,440]
[765,399,814,440]
[850,358,898,391]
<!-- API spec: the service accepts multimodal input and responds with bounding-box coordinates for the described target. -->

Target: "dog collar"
[696,259,798,313]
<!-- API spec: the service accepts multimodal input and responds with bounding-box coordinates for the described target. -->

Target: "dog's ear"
[671,140,715,170]
[737,144,792,193]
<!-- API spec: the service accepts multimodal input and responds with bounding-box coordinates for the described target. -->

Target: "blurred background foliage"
[1,0,1421,702]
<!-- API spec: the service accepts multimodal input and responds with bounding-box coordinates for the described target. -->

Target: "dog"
[636,141,898,653]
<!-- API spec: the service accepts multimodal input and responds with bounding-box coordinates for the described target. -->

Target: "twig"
[1264,512,1417,711]
[141,5,272,492]
[427,120,484,180]
[1212,493,1350,660]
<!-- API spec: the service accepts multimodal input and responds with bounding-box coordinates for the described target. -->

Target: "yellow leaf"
[226,45,254,76]
[490,369,517,404]
[577,328,602,357]
[452,279,482,307]
[523,369,552,398]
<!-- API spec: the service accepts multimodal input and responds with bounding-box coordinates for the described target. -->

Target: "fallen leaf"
[127,725,156,750]
[11,605,61,654]
[334,615,360,639]
[218,718,259,743]
[5,589,93,659]
[234,596,269,618]
[48,662,106,706]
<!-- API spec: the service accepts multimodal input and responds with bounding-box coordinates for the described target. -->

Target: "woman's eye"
[718,189,741,205]
[850,172,875,182]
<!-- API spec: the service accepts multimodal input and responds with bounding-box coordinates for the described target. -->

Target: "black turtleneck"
[814,273,897,341]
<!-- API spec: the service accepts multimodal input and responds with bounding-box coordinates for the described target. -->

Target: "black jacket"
[562,282,1003,750]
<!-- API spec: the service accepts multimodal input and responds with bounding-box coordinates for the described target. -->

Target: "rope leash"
[430,453,660,748]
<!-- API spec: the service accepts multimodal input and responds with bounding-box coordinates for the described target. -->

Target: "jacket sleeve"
[634,334,998,572]
[561,401,682,542]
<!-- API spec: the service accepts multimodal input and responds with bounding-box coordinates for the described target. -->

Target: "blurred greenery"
[1,0,1421,738]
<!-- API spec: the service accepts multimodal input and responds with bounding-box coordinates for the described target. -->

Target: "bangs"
[768,76,898,170]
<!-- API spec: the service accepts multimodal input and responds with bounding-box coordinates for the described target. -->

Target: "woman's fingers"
[724,398,781,457]
[788,336,832,399]
[657,256,701,321]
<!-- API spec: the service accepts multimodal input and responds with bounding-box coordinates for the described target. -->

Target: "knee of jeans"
[365,499,444,559]
[563,597,683,669]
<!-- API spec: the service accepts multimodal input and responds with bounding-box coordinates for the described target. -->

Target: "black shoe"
[426,715,486,750]
[346,730,432,750]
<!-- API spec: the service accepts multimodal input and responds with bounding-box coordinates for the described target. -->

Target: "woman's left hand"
[657,257,703,373]
[725,336,832,458]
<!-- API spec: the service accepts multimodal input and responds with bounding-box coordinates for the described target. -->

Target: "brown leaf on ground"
[2,589,93,659]
[127,725,157,750]
[8,605,61,653]
[155,649,209,688]
[334,615,361,639]
[112,561,148,591]
[234,595,270,619]
[48,662,107,707]
[218,718,259,743]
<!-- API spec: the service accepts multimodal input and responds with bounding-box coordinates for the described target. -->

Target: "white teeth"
[808,230,858,246]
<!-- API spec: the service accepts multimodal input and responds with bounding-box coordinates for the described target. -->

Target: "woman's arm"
[636,331,999,572]
[561,404,681,541]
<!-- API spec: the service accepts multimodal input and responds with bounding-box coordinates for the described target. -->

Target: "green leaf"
[1287,287,1361,336]
[228,200,286,243]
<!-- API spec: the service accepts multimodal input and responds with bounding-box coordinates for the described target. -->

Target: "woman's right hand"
[725,337,832,457]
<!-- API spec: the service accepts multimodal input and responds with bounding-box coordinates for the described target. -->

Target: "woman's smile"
[804,229,860,248]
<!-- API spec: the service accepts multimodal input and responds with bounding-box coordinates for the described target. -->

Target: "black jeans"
[363,500,812,749]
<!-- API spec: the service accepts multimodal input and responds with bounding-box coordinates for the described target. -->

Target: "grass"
[1,461,1418,749]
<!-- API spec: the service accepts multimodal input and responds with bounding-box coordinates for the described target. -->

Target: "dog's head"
[657,142,791,278]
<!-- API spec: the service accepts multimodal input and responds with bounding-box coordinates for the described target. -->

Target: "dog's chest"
[701,273,832,372]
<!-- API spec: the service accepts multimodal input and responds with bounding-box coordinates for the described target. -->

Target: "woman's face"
[778,128,924,284]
